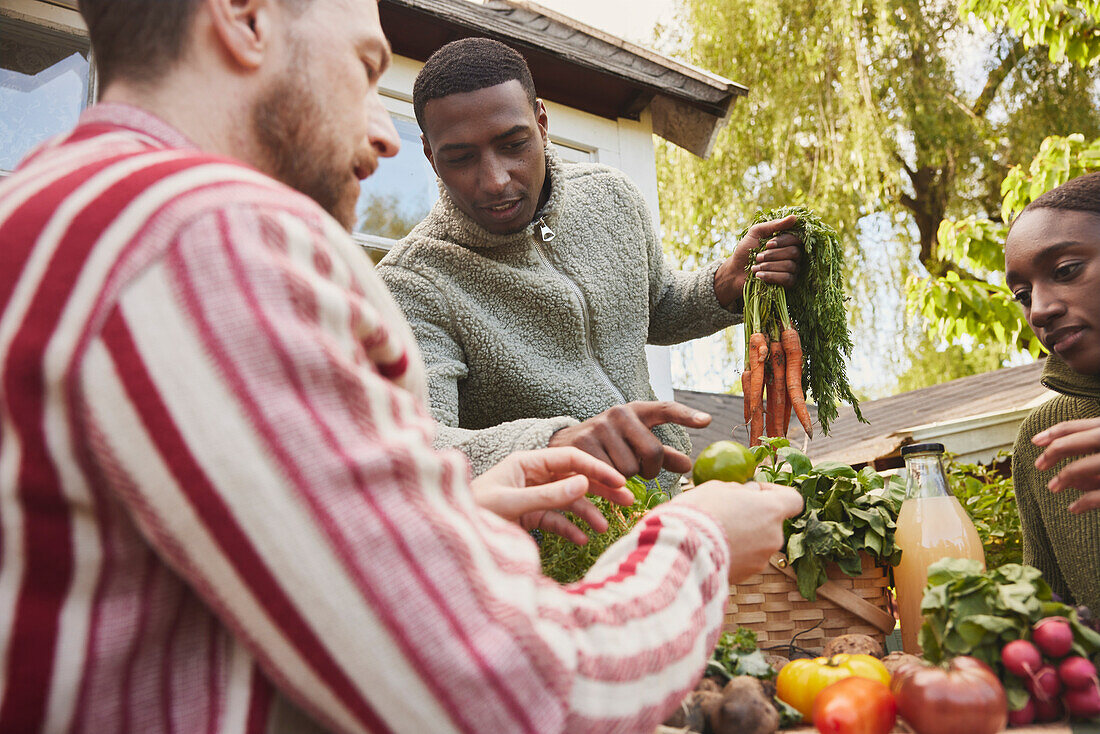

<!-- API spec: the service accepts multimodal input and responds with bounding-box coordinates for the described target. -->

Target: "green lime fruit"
[692,440,758,485]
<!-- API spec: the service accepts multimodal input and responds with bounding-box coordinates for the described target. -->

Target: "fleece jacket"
[377,147,741,485]
[1012,355,1100,615]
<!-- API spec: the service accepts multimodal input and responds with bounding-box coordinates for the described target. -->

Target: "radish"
[1007,697,1035,727]
[1032,694,1064,723]
[1032,616,1074,659]
[1063,682,1100,719]
[1002,639,1042,677]
[1026,664,1062,702]
[1058,656,1098,690]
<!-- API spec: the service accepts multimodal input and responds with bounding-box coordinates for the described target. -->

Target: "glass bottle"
[893,443,985,654]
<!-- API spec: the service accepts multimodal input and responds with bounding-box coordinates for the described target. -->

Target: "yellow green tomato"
[775,653,892,722]
[692,440,758,485]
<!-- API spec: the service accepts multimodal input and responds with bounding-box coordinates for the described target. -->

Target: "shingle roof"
[674,360,1054,465]
[378,0,746,156]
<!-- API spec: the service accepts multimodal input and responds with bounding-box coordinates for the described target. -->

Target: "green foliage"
[539,476,667,583]
[914,134,1100,353]
[945,454,1022,569]
[708,628,776,680]
[894,339,1010,394]
[962,0,1100,66]
[661,0,1100,392]
[752,437,906,600]
[741,206,862,434]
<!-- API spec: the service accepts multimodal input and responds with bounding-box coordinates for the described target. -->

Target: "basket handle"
[768,553,897,634]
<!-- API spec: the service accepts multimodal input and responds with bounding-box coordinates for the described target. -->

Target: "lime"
[692,440,758,485]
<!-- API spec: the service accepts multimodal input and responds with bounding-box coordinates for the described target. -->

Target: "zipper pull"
[536,218,555,242]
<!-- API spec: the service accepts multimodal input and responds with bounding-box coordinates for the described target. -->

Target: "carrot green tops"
[1012,355,1100,615]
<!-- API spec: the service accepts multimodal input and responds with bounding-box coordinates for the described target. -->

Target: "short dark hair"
[78,0,308,90]
[413,37,537,130]
[78,0,201,89]
[1022,171,1100,217]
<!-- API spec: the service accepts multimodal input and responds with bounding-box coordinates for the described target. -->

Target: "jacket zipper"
[531,218,627,405]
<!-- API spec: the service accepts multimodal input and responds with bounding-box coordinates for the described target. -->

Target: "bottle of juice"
[893,443,985,654]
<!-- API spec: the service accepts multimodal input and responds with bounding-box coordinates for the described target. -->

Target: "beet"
[1058,656,1098,690]
[1002,639,1042,678]
[1032,617,1074,659]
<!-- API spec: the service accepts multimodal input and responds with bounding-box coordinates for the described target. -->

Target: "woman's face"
[1006,208,1100,375]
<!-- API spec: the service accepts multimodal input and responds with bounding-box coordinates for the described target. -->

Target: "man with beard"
[378,38,803,491]
[0,0,803,732]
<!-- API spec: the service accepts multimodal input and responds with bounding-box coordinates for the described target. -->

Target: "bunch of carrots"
[738,206,863,446]
[742,284,812,445]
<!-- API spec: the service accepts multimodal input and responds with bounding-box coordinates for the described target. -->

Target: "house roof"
[377,0,746,156]
[674,360,1055,467]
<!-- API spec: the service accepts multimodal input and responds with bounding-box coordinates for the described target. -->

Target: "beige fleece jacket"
[377,149,741,482]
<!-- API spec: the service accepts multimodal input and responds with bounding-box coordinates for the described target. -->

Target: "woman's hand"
[471,447,635,544]
[1033,417,1100,513]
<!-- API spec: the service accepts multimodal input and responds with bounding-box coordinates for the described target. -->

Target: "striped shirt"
[0,103,730,734]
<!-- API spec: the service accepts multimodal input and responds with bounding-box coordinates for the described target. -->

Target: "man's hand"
[472,447,635,544]
[674,480,804,582]
[714,214,803,308]
[1033,418,1100,513]
[548,401,712,479]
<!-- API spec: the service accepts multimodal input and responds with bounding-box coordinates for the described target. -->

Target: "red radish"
[1032,695,1064,723]
[1032,617,1074,659]
[1026,665,1062,702]
[1058,656,1098,690]
[1002,639,1042,677]
[1064,682,1100,718]
[1007,697,1035,727]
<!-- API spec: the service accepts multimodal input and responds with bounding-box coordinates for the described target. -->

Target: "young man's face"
[252,0,399,230]
[1006,207,1100,375]
[420,80,549,236]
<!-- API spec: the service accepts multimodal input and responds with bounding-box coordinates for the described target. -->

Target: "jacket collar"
[416,145,566,250]
[1041,354,1100,400]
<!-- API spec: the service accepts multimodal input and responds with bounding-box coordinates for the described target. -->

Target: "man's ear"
[421,133,438,174]
[535,99,549,146]
[205,0,276,70]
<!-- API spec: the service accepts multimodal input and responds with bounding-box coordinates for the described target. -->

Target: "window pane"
[354,116,437,241]
[0,23,90,172]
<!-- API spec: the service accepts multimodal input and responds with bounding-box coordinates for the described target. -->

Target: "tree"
[657,0,1100,392]
[913,0,1100,354]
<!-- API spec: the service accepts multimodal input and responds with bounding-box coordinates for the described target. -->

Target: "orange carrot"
[748,333,768,446]
[764,355,778,439]
[741,369,751,425]
[781,327,813,438]
[769,339,787,438]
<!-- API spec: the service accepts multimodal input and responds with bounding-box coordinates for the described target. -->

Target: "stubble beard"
[251,65,358,230]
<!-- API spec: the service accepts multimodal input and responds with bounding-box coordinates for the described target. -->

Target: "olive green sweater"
[1012,355,1100,614]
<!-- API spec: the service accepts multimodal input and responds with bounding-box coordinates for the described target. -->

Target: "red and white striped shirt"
[0,104,730,734]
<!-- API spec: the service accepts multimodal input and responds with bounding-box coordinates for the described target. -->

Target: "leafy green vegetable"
[740,206,864,435]
[708,627,776,680]
[539,476,667,583]
[945,453,1022,568]
[919,558,1100,697]
[752,437,905,600]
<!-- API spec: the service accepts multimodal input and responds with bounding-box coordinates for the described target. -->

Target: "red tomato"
[813,677,897,734]
[891,656,1007,734]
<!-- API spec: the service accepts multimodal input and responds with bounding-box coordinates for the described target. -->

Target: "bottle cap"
[901,442,945,456]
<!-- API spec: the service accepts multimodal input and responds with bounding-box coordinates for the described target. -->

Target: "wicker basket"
[724,552,896,654]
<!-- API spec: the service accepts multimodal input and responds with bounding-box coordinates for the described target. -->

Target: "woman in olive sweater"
[1006,171,1100,614]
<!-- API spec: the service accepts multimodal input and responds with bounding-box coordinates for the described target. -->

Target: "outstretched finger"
[1069,489,1100,515]
[517,446,627,493]
[1033,418,1100,446]
[537,511,590,545]
[1049,454,1100,494]
[1035,427,1100,470]
[660,445,694,476]
[628,400,712,430]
